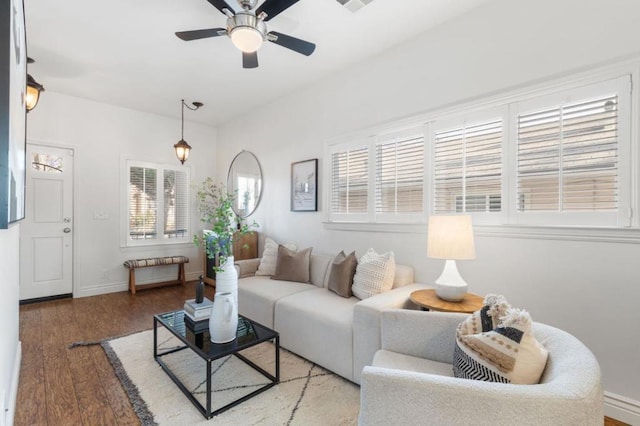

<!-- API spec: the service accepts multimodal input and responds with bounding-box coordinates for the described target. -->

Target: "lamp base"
[434,259,468,302]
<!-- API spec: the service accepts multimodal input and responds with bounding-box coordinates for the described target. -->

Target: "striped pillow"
[453,306,549,384]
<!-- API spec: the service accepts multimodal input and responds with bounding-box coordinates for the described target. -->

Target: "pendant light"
[174,99,203,165]
[26,58,45,112]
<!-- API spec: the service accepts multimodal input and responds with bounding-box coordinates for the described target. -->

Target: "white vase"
[209,292,238,343]
[215,255,238,309]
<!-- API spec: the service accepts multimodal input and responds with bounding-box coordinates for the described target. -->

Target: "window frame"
[324,61,637,236]
[507,76,632,227]
[327,125,428,224]
[121,159,192,247]
[429,107,508,226]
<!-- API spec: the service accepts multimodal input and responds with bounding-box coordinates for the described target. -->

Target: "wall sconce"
[174,99,203,165]
[26,58,45,112]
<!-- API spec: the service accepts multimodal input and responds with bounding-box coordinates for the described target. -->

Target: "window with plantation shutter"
[126,161,190,246]
[433,118,503,216]
[513,76,630,226]
[330,145,369,219]
[163,169,189,238]
[129,166,157,239]
[375,131,425,219]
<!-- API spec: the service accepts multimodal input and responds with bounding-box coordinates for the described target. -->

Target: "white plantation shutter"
[375,132,424,216]
[129,166,157,239]
[517,96,618,212]
[513,76,630,226]
[434,119,503,214]
[163,169,189,238]
[126,161,190,245]
[330,146,369,217]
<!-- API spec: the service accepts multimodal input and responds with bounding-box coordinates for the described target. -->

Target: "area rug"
[100,328,360,425]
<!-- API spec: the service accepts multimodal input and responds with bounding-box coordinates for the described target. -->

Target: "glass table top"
[155,310,278,360]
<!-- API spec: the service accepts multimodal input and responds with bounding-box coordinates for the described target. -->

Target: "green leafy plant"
[193,177,258,273]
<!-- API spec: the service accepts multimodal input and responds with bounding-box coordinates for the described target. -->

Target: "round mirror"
[227,150,263,218]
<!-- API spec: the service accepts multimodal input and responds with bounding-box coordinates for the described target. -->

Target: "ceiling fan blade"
[267,31,315,56]
[243,51,259,69]
[206,0,235,16]
[175,28,227,41]
[256,0,299,21]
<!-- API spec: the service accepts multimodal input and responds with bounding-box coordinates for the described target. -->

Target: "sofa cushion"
[454,307,549,384]
[327,251,358,298]
[352,249,396,300]
[256,237,297,276]
[373,349,453,377]
[274,288,358,380]
[237,275,315,328]
[272,245,312,283]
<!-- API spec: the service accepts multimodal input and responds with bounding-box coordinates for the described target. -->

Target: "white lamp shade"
[230,26,263,52]
[427,215,476,260]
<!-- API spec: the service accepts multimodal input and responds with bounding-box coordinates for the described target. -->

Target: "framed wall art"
[291,158,317,212]
[0,0,27,228]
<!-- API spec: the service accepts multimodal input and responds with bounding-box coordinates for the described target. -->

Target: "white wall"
[216,0,640,421]
[0,224,20,426]
[27,93,218,297]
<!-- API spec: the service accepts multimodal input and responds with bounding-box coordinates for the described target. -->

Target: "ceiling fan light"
[230,26,263,52]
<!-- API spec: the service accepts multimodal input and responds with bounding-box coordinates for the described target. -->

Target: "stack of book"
[184,298,213,331]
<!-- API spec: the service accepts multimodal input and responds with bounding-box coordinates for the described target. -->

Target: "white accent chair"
[359,309,603,426]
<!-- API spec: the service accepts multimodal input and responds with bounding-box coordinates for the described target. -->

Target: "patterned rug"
[101,328,360,425]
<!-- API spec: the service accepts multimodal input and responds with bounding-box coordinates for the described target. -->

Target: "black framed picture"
[0,0,27,228]
[291,159,318,212]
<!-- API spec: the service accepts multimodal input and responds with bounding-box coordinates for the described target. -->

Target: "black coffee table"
[153,311,280,419]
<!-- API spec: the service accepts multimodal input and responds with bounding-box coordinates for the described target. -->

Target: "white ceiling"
[24,0,489,126]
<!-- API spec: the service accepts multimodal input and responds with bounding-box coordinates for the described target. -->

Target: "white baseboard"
[605,391,640,425]
[76,272,202,298]
[4,341,21,426]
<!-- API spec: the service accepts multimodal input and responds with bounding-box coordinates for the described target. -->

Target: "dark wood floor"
[16,281,211,426]
[15,282,627,426]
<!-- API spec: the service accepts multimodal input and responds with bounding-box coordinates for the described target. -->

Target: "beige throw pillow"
[327,251,358,298]
[256,237,297,276]
[351,249,395,300]
[271,245,313,283]
[453,304,549,384]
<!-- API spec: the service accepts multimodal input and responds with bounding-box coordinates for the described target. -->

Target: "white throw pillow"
[351,249,396,300]
[255,237,297,276]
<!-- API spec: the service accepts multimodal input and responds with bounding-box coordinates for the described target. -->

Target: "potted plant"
[193,177,257,274]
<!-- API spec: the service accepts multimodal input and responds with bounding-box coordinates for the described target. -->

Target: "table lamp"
[427,215,476,302]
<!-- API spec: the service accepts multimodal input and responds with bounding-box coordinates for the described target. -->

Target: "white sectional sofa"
[235,252,429,384]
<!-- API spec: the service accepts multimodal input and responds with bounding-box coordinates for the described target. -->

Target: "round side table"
[410,289,483,314]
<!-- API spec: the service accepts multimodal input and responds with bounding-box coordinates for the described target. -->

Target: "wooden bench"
[123,256,189,294]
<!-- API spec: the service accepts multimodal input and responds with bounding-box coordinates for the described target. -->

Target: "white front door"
[20,144,74,301]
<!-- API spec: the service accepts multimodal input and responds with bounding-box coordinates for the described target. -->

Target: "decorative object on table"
[174,99,203,165]
[214,255,239,307]
[1,0,27,228]
[195,275,205,303]
[226,150,263,219]
[193,178,258,309]
[427,214,476,302]
[209,292,238,344]
[175,0,316,69]
[183,297,213,322]
[291,158,318,212]
[193,178,258,273]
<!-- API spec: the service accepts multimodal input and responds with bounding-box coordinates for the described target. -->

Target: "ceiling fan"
[176,0,316,69]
